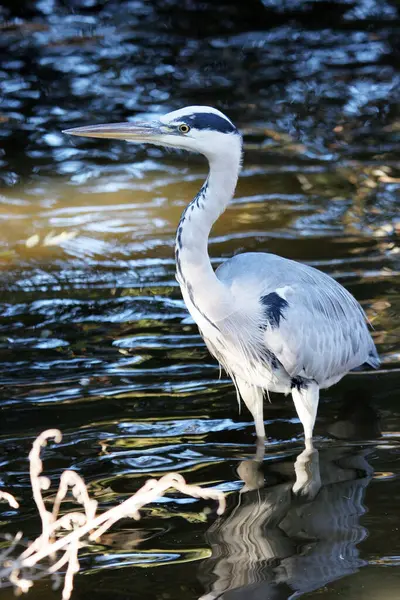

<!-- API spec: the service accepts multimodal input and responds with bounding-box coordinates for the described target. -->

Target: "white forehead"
[160,105,234,126]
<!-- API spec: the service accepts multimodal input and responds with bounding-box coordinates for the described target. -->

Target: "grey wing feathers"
[265,281,377,383]
[216,252,379,384]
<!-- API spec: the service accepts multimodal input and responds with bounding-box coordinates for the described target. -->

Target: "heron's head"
[63,106,241,161]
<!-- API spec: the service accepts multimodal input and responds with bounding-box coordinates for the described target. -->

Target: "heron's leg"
[291,380,319,447]
[293,447,321,499]
[235,377,265,438]
[236,420,266,493]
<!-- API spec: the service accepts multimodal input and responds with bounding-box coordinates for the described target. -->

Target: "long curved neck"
[175,139,242,323]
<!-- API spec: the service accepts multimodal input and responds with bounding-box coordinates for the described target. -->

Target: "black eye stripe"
[174,113,237,134]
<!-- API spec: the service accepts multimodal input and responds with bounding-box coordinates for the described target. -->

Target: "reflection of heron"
[198,398,380,600]
[199,447,372,600]
[64,106,379,445]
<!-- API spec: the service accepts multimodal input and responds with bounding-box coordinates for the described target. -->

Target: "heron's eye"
[178,124,190,134]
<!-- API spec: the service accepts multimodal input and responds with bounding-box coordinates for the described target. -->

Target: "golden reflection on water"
[1,161,398,266]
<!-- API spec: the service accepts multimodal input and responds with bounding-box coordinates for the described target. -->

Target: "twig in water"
[0,429,225,599]
[0,492,19,509]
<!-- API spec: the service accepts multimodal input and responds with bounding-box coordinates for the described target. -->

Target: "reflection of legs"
[237,455,265,492]
[237,421,266,493]
[291,380,319,447]
[293,447,321,498]
[234,378,265,492]
[235,377,265,439]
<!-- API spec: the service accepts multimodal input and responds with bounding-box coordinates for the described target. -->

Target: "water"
[0,0,400,598]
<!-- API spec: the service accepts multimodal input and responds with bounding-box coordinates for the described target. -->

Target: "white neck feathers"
[175,134,242,323]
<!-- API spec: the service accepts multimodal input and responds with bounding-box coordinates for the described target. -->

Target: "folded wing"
[216,252,379,385]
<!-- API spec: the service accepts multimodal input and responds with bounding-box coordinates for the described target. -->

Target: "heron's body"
[65,105,379,445]
[184,252,375,393]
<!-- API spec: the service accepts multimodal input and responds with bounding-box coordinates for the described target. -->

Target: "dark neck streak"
[174,146,241,325]
[175,177,209,285]
[175,178,215,327]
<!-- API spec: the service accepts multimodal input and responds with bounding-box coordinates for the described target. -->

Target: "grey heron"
[64,106,380,447]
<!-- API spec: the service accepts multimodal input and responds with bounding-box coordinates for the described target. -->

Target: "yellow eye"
[179,124,190,133]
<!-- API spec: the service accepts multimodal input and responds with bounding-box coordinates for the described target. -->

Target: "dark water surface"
[0,0,400,598]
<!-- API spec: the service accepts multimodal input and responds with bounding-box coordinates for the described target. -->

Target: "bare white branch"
[0,430,225,600]
[22,429,63,561]
[0,492,19,509]
[52,471,97,523]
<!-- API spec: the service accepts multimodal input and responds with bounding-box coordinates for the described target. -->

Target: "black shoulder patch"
[184,113,237,134]
[260,292,288,329]
[291,376,308,391]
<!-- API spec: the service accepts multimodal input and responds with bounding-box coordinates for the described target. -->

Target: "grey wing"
[263,282,379,384]
[216,253,379,385]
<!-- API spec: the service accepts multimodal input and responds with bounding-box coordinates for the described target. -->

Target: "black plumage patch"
[265,348,279,370]
[176,224,183,249]
[260,292,288,329]
[183,113,237,134]
[291,376,308,391]
[194,180,208,208]
[175,247,183,281]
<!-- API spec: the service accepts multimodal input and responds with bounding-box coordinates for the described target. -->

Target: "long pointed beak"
[62,121,164,141]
